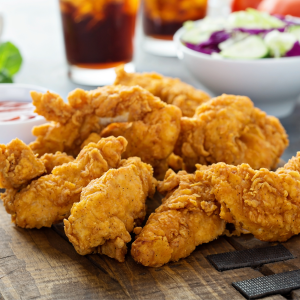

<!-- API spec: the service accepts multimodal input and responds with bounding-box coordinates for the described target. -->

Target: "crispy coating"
[80,132,102,150]
[0,142,74,215]
[30,89,102,157]
[131,169,225,267]
[166,153,186,172]
[1,188,18,215]
[196,153,300,242]
[1,150,73,216]
[2,136,127,229]
[40,152,74,174]
[64,157,156,262]
[132,152,300,267]
[0,139,46,189]
[114,65,210,117]
[31,90,73,123]
[81,132,182,180]
[95,85,181,171]
[30,86,181,178]
[0,139,74,189]
[175,94,289,172]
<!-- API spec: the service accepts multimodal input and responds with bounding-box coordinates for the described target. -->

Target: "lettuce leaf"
[228,9,285,29]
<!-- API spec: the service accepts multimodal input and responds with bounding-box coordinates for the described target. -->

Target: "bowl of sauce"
[0,101,37,122]
[0,84,48,144]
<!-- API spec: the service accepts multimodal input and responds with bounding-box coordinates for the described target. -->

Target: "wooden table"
[1,1,300,299]
[1,191,300,300]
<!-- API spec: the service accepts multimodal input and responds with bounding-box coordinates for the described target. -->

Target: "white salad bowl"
[0,84,48,144]
[174,26,300,118]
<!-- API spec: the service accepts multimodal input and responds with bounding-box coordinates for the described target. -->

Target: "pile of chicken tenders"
[2,66,299,268]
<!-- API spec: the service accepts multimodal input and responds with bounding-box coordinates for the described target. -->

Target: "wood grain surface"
[0,191,298,300]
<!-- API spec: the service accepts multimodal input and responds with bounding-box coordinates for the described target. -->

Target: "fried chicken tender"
[30,90,102,157]
[0,139,75,215]
[1,150,75,215]
[64,157,156,262]
[80,132,102,150]
[114,65,210,117]
[131,169,225,267]
[40,152,74,174]
[30,86,181,178]
[0,139,46,189]
[132,152,300,267]
[0,138,75,190]
[175,94,289,172]
[196,153,300,242]
[2,136,127,229]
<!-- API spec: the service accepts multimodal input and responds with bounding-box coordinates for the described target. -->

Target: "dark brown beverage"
[143,17,188,40]
[59,0,138,68]
[143,0,207,40]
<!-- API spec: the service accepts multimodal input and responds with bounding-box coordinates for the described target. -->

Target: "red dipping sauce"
[0,101,37,122]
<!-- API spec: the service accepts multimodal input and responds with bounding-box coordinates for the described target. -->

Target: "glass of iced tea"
[59,0,139,85]
[142,0,208,56]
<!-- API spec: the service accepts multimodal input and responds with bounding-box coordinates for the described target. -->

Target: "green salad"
[181,9,300,59]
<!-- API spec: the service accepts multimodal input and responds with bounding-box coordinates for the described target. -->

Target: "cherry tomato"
[231,0,263,12]
[258,0,300,17]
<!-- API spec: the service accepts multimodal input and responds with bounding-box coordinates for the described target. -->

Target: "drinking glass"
[59,0,139,85]
[142,0,208,56]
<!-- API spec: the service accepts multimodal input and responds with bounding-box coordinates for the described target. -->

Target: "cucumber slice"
[265,30,296,57]
[289,26,300,42]
[181,29,210,45]
[220,35,269,59]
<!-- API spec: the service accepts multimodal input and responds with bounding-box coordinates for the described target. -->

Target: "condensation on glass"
[59,0,139,85]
